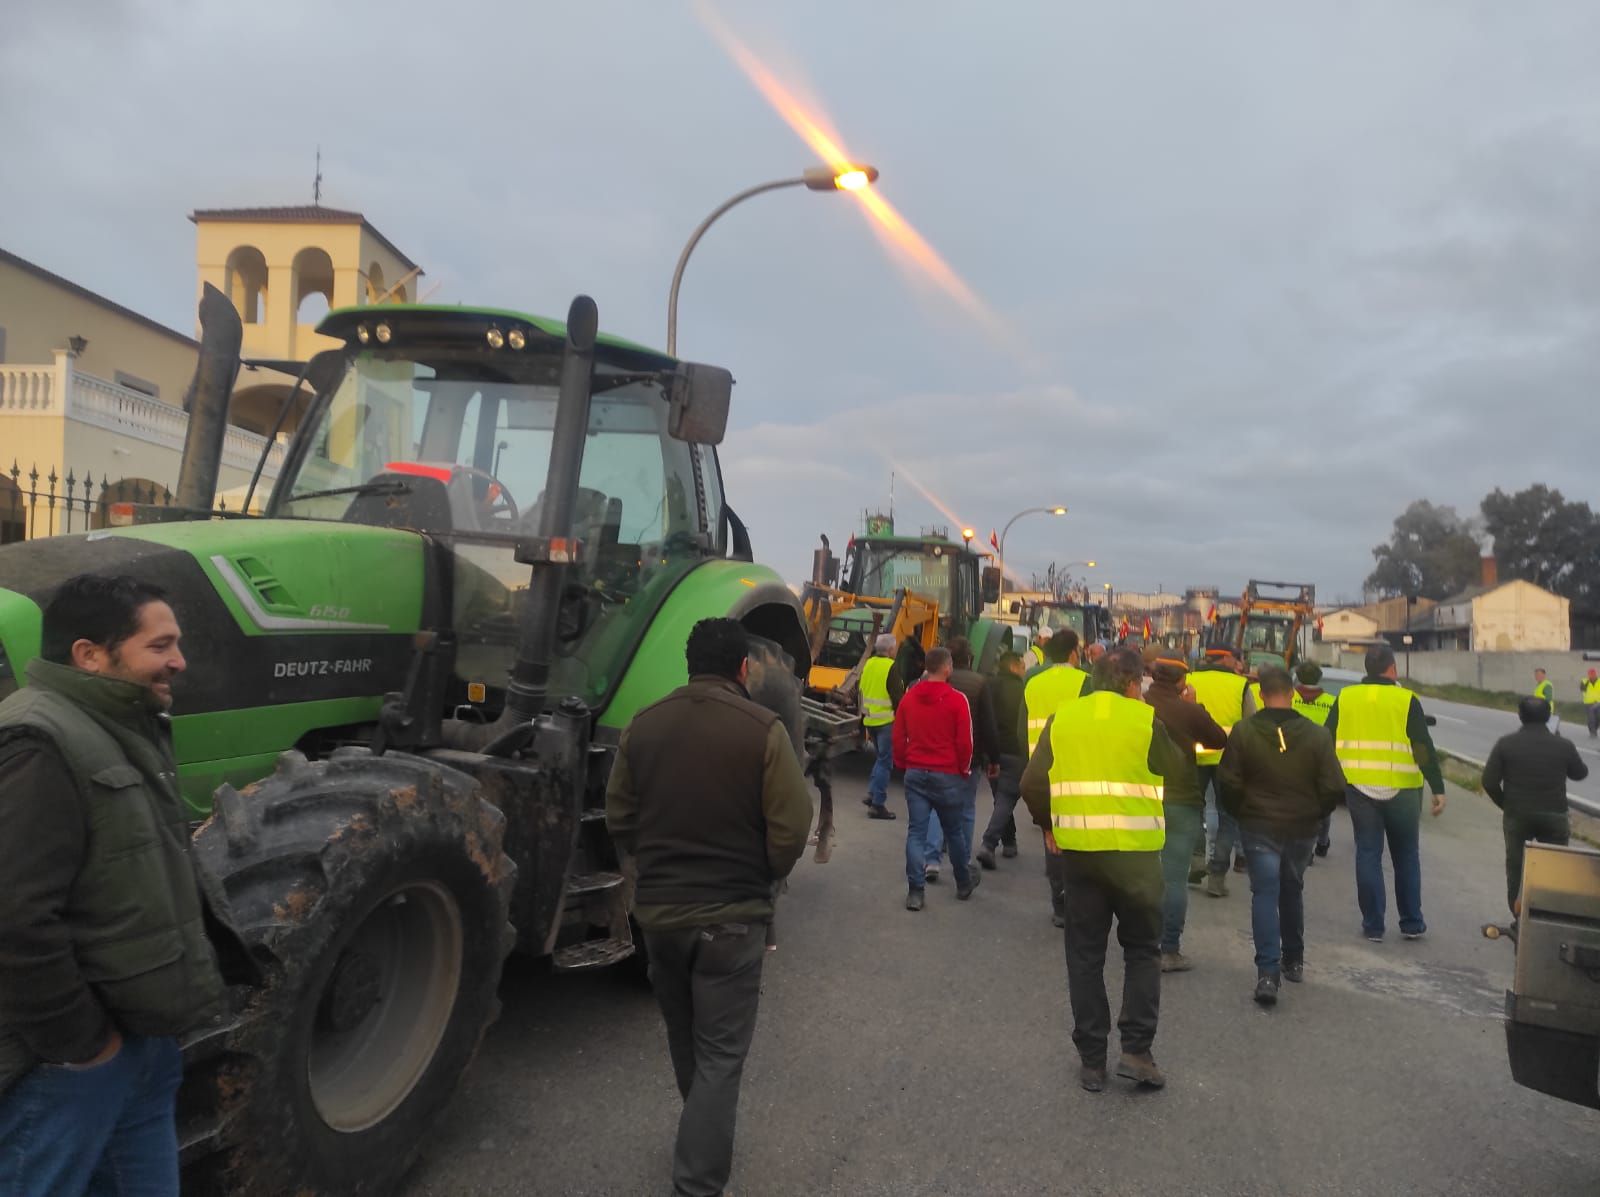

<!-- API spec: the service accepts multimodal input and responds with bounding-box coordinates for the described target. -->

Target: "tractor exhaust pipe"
[174,283,243,512]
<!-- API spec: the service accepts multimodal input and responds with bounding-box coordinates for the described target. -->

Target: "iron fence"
[0,461,246,544]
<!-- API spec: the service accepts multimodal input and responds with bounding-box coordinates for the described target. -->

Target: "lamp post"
[1057,559,1096,601]
[666,164,880,356]
[996,505,1068,606]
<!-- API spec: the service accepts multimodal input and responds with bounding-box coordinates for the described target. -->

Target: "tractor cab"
[841,529,991,643]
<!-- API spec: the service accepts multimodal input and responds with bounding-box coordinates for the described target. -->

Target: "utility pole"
[313,146,323,205]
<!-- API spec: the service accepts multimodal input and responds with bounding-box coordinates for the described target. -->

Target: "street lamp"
[666,163,881,355]
[996,505,1068,606]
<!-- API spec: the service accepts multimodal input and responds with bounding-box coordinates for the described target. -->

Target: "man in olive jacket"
[606,617,812,1197]
[0,574,231,1196]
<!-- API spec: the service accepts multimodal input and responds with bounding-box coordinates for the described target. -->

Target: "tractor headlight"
[375,322,392,344]
[507,328,526,350]
[356,324,371,344]
[486,328,505,350]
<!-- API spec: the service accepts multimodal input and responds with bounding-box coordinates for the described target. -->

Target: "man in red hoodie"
[894,646,980,910]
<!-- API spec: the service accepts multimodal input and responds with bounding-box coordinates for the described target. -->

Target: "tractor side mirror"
[667,362,734,444]
[981,566,1001,605]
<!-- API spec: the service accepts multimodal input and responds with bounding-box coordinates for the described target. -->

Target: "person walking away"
[1022,647,1182,1091]
[977,651,1027,868]
[1583,667,1600,740]
[0,574,240,1197]
[1143,654,1229,972]
[1483,696,1588,917]
[1021,629,1090,926]
[1026,626,1052,675]
[890,635,926,710]
[895,647,980,909]
[1292,662,1337,857]
[926,637,1000,880]
[860,632,899,821]
[605,618,813,1197]
[1190,647,1256,895]
[1532,668,1561,736]
[1217,666,1345,1005]
[1326,644,1447,942]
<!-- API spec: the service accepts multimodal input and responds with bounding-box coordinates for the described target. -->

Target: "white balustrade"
[0,366,57,412]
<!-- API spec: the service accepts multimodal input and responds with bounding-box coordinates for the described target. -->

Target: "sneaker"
[1364,931,1384,943]
[1002,843,1018,858]
[1282,960,1304,984]
[1232,855,1248,874]
[1160,951,1194,973]
[975,846,997,870]
[867,805,897,821]
[924,863,940,882]
[1314,841,1330,858]
[957,869,982,900]
[1204,872,1228,899]
[1115,1052,1166,1088]
[1254,974,1280,1006]
[1401,928,1426,941]
[1079,1063,1106,1092]
[1187,865,1207,886]
[905,888,925,912]
[1051,910,1066,928]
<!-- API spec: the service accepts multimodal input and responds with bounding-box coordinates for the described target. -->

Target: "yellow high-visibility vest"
[1533,679,1554,703]
[1189,669,1247,766]
[1024,664,1088,754]
[1332,683,1424,789]
[1046,690,1165,852]
[1293,690,1334,726]
[1584,677,1600,705]
[860,656,895,728]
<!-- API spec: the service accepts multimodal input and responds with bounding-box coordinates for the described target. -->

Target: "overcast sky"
[5,0,1598,601]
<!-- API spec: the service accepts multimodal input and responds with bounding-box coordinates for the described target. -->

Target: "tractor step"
[565,871,625,897]
[553,936,635,971]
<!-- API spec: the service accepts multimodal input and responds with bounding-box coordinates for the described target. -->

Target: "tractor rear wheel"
[180,748,515,1196]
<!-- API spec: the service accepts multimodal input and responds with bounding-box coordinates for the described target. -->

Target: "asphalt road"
[1321,669,1599,814]
[400,754,1597,1197]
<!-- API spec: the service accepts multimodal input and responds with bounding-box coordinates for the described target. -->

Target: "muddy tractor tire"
[180,748,515,1196]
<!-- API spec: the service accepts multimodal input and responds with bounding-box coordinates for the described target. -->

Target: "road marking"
[1432,713,1468,725]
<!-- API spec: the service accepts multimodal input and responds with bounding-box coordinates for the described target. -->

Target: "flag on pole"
[988,529,1000,552]
[1142,616,1154,641]
[1118,617,1131,641]
[1206,604,1218,624]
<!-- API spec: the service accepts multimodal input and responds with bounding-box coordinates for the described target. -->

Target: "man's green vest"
[1585,677,1600,705]
[1045,690,1165,852]
[0,659,227,1091]
[860,656,895,728]
[1023,664,1088,754]
[1292,690,1334,726]
[1189,668,1247,766]
[1332,682,1424,789]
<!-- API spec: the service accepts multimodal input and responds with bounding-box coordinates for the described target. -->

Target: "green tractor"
[0,288,811,1194]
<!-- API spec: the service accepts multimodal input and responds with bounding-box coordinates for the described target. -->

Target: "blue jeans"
[0,1033,183,1196]
[867,723,893,808]
[1159,804,1206,952]
[1346,786,1425,937]
[1241,823,1317,972]
[904,770,973,891]
[926,769,980,865]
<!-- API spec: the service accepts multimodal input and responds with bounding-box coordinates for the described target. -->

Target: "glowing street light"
[666,164,881,355]
[996,505,1068,606]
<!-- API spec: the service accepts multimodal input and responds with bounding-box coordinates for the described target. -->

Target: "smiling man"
[0,574,230,1197]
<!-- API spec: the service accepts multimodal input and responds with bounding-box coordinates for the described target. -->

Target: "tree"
[1480,484,1600,605]
[1365,500,1482,600]
[1030,562,1083,601]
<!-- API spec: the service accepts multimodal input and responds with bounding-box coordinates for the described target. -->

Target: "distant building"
[1413,578,1571,652]
[1318,606,1380,645]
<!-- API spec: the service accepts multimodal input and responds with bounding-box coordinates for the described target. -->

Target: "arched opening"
[365,261,387,303]
[293,246,335,325]
[225,245,269,324]
[95,477,171,528]
[230,381,310,439]
[0,475,24,544]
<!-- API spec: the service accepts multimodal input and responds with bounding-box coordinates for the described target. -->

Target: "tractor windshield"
[851,542,956,610]
[272,349,711,709]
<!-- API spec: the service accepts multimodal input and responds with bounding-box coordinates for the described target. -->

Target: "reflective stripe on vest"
[1024,664,1088,754]
[1332,684,1423,788]
[860,656,895,727]
[1045,690,1165,852]
[1189,669,1247,766]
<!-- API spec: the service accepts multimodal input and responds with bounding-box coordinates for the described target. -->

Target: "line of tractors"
[0,286,1589,1197]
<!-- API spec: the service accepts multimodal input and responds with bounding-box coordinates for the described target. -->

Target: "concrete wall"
[1314,642,1592,694]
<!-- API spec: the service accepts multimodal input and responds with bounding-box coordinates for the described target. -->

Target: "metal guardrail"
[1440,747,1600,820]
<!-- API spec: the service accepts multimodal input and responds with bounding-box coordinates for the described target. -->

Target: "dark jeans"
[867,722,893,808]
[1200,764,1241,873]
[0,1033,183,1196]
[981,753,1024,849]
[1346,786,1425,937]
[1315,812,1332,851]
[644,922,768,1197]
[1241,823,1317,972]
[1504,811,1570,914]
[1159,804,1205,952]
[1059,849,1163,1065]
[926,768,980,865]
[904,770,973,890]
[1587,704,1599,737]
